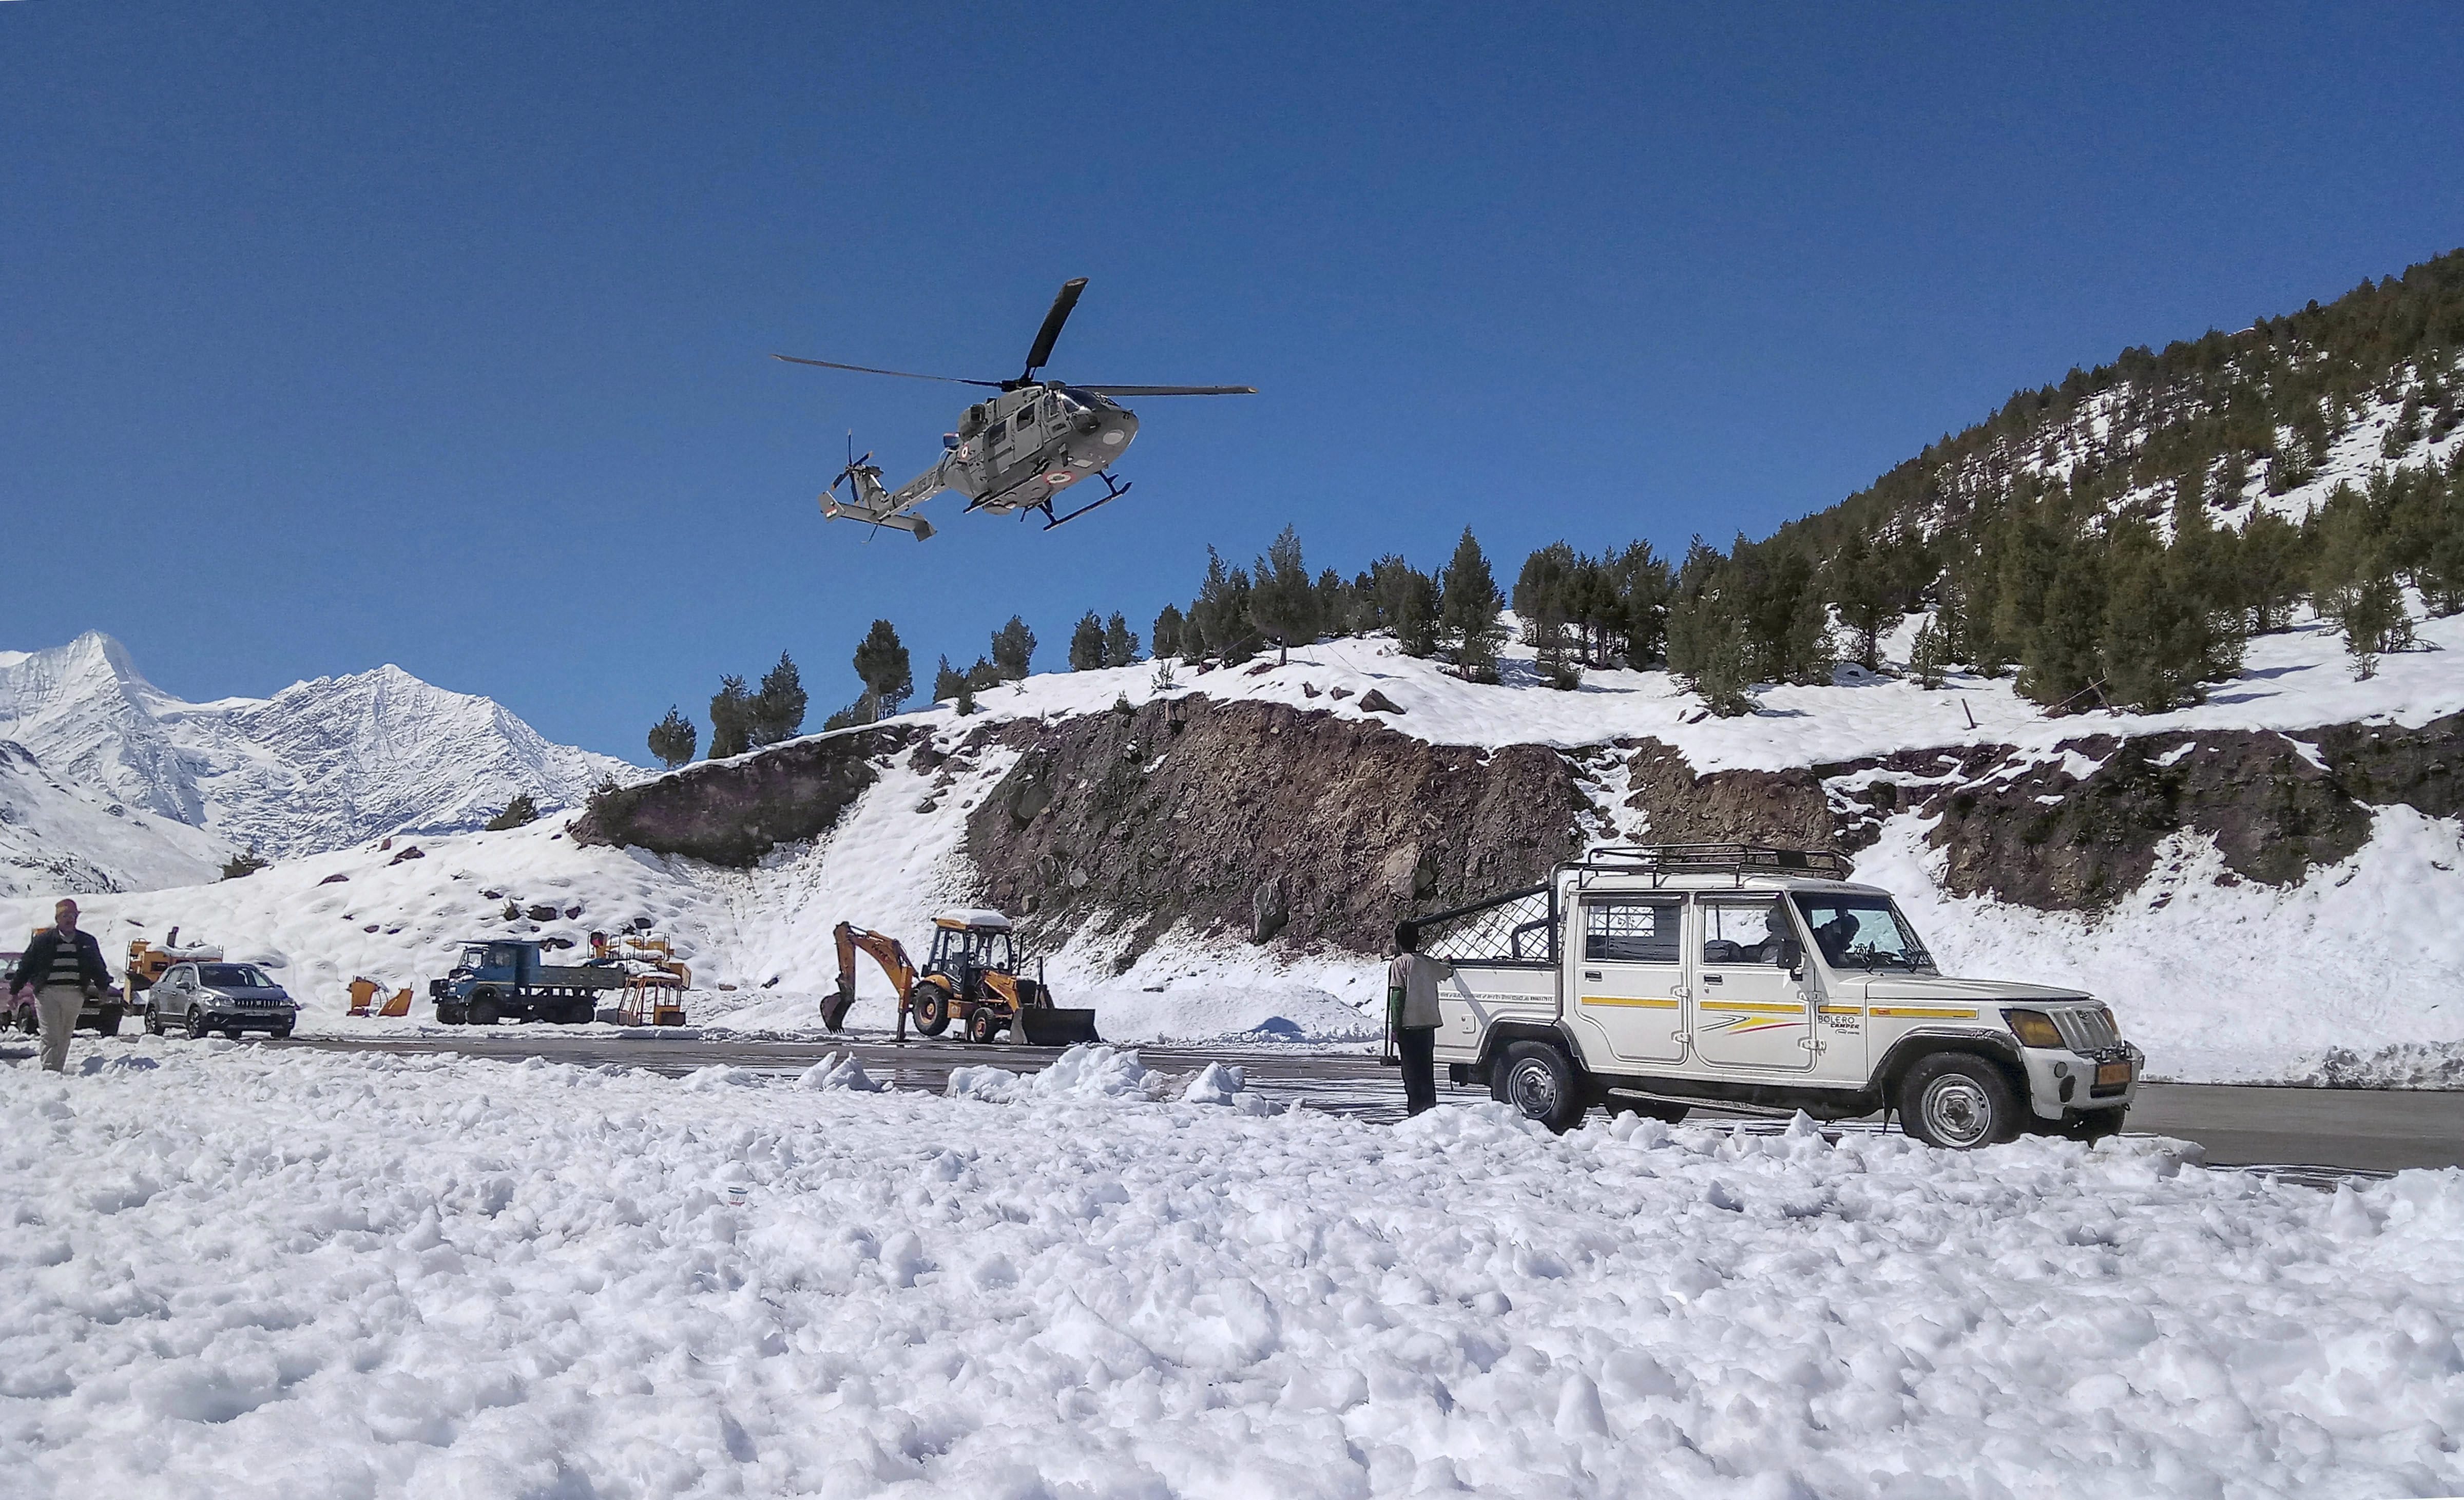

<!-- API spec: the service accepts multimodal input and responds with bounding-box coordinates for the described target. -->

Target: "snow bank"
[1863,805,2464,1081]
[4,1044,2460,1496]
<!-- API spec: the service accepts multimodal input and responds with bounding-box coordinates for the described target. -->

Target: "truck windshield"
[1790,894,1934,971]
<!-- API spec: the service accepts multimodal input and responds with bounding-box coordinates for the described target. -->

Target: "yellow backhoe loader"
[824,909,1099,1046]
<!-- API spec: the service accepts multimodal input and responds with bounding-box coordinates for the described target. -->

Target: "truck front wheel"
[468,991,502,1027]
[1492,1041,1587,1134]
[1896,1053,2022,1149]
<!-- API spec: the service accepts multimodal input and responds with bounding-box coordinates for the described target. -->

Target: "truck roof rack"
[1571,844,1855,882]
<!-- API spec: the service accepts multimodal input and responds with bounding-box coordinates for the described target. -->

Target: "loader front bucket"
[1016,1006,1101,1047]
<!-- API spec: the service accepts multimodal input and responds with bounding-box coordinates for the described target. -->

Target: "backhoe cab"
[825,910,1099,1046]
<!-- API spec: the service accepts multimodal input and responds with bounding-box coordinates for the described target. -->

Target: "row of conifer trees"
[644,440,2464,761]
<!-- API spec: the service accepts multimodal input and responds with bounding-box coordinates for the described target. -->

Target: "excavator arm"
[824,922,915,1033]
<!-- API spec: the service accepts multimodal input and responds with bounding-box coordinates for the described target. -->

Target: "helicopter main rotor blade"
[1077,384,1257,396]
[1019,277,1089,380]
[772,354,1003,388]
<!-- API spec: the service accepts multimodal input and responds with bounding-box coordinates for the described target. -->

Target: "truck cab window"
[1584,898,1680,963]
[1700,898,1789,966]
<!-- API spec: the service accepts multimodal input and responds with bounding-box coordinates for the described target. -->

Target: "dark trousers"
[1399,1026,1437,1116]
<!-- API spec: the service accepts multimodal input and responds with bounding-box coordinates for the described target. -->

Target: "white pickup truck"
[1419,844,2141,1147]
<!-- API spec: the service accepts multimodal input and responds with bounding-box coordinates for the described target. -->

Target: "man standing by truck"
[10,899,113,1073]
[1388,922,1454,1118]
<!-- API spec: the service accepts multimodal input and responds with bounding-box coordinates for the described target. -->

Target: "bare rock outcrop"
[570,725,913,866]
[960,697,1582,960]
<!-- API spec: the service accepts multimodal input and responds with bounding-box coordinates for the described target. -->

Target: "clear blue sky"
[7,3,2460,759]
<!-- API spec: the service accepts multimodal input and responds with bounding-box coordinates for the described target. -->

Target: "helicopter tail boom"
[823,451,946,541]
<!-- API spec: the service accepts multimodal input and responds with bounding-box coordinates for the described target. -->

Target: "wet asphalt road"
[267,1029,2464,1178]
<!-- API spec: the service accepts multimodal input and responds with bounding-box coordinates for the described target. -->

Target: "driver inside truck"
[1812,911,1857,965]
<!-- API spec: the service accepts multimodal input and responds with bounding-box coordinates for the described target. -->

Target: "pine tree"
[2017,540,2107,710]
[1690,614,1756,716]
[2101,520,2203,712]
[646,705,697,768]
[932,655,966,703]
[1150,603,1186,660]
[1439,526,1505,681]
[485,793,540,832]
[1194,547,1259,665]
[1068,611,1106,671]
[751,650,808,744]
[1512,542,1578,645]
[1825,530,1895,671]
[990,616,1036,680]
[1368,555,1440,657]
[1103,612,1140,668]
[1607,540,1672,665]
[2236,508,2306,632]
[1908,618,1949,689]
[851,623,911,715]
[1313,568,1355,638]
[1249,525,1321,665]
[708,675,753,759]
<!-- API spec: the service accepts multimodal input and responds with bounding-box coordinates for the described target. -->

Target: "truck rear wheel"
[1492,1041,1587,1134]
[1896,1053,2021,1149]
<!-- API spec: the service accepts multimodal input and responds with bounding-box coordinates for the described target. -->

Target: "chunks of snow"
[6,1044,2460,1496]
[795,1050,885,1092]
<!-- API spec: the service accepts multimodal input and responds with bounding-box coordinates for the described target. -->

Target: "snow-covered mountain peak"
[0,636,637,886]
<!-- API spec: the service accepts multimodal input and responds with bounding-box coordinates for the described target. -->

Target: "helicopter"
[773,278,1253,540]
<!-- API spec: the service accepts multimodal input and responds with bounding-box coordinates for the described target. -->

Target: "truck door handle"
[1703,974,1724,985]
[1582,970,1602,982]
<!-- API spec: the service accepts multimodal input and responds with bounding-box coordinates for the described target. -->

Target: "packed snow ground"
[2,1043,2459,1498]
[3,605,2454,1078]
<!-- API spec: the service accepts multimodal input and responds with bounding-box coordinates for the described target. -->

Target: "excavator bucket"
[1016,1006,1101,1047]
[820,985,856,1032]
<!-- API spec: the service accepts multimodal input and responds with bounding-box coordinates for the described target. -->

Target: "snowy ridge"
[1910,354,2464,542]
[0,633,635,882]
[0,741,227,896]
[5,1043,2459,1495]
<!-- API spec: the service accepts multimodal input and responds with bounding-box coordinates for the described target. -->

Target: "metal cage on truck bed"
[1410,885,1560,968]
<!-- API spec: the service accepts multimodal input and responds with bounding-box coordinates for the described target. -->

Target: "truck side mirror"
[1774,937,1803,970]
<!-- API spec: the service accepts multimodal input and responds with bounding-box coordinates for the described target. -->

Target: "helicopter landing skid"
[1034,471,1131,530]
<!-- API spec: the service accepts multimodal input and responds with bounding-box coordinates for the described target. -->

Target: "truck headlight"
[2004,1009,2064,1049]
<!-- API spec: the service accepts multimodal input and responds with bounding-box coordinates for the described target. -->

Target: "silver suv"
[144,961,299,1040]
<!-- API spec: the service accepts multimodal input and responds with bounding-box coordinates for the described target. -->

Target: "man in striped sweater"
[10,899,113,1073]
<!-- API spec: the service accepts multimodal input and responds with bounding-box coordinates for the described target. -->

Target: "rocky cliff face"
[1620,711,2464,909]
[571,725,911,866]
[953,698,1582,960]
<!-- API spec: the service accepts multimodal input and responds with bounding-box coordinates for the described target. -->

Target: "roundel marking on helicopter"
[956,443,973,459]
[1044,471,1074,486]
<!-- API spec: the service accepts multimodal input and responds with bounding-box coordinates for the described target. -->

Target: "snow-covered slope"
[8,603,2456,1081]
[0,741,228,896]
[0,633,635,879]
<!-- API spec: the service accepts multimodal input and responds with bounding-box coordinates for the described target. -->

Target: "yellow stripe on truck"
[1869,1006,1979,1020]
[1579,995,1679,1010]
[1698,1001,1804,1014]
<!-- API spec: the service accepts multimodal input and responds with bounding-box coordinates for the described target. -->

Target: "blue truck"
[430,939,626,1026]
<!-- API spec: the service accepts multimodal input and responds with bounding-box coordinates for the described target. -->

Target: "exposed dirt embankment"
[1624,710,2463,910]
[570,725,913,865]
[959,698,1584,959]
